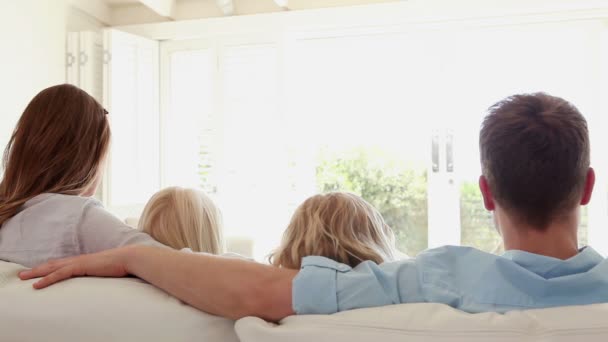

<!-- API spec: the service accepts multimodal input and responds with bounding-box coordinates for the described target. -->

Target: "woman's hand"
[18,246,134,289]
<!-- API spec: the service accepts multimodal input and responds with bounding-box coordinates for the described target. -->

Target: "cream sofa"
[0,261,238,342]
[3,260,608,342]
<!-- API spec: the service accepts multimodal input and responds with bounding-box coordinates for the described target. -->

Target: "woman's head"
[0,84,110,226]
[138,187,224,254]
[270,192,397,269]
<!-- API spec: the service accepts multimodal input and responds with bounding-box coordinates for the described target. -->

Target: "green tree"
[316,147,589,256]
[316,147,428,255]
[459,181,501,252]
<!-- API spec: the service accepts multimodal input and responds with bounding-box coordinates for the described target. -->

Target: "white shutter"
[78,31,104,103]
[217,43,289,259]
[160,45,218,192]
[103,29,160,218]
[159,39,287,259]
[66,32,79,85]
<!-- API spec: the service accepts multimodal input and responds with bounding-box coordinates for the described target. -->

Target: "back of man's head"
[480,93,590,229]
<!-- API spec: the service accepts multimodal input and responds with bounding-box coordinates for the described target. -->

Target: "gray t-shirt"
[0,193,164,267]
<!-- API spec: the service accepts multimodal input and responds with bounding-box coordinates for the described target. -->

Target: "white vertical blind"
[104,29,160,214]
[218,44,289,259]
[162,48,217,190]
[161,42,288,259]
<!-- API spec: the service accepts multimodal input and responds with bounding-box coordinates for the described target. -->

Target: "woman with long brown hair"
[0,84,163,267]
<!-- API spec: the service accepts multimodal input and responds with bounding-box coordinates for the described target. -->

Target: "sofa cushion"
[236,302,608,342]
[0,261,239,342]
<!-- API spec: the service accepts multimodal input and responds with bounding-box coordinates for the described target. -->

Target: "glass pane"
[158,19,604,260]
[459,182,501,252]
[441,21,602,252]
[164,49,216,191]
[109,39,159,206]
[109,44,138,205]
[218,44,288,260]
[460,183,590,253]
[287,34,440,256]
[315,147,428,256]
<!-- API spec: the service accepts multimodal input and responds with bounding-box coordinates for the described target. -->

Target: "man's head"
[479,92,593,230]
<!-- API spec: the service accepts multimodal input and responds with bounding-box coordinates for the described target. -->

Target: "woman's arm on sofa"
[19,246,297,321]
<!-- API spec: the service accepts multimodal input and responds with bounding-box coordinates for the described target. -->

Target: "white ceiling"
[103,0,400,9]
[96,0,401,25]
[103,0,140,5]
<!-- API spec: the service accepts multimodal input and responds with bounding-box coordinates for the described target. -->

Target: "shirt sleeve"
[292,256,423,315]
[77,201,167,254]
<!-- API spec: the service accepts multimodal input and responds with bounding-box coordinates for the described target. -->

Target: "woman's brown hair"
[0,84,110,227]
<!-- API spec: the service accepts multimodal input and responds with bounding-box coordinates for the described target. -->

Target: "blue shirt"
[292,245,608,314]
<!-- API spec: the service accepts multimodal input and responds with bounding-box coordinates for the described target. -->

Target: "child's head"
[270,192,396,269]
[0,84,110,226]
[138,187,224,254]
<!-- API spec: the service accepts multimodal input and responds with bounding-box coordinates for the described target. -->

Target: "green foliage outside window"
[459,181,501,253]
[316,147,428,256]
[316,147,589,256]
[459,181,588,252]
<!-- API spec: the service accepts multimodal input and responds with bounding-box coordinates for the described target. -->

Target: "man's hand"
[19,245,295,320]
[19,246,133,289]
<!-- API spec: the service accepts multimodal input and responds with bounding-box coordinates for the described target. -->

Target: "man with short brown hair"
[479,93,594,259]
[21,93,608,321]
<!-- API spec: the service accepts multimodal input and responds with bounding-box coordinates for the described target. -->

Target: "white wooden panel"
[66,32,80,85]
[103,29,160,217]
[78,31,104,102]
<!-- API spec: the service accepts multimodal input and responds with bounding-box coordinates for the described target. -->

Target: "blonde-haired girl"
[138,187,224,254]
[270,192,397,269]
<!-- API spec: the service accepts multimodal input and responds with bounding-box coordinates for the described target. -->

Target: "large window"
[106,4,608,260]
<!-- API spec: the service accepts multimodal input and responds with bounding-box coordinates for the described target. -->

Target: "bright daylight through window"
[107,14,608,261]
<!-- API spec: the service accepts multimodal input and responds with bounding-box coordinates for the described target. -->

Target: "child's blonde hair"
[138,187,224,254]
[269,192,396,269]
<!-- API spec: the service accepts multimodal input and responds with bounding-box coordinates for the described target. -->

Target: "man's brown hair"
[480,92,590,229]
[0,84,110,227]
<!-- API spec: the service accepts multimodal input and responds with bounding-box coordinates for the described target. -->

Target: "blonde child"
[138,187,224,254]
[269,192,398,269]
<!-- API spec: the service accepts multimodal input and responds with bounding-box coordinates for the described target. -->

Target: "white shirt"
[0,193,164,267]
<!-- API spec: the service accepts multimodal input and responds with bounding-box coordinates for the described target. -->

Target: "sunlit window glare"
[111,19,608,261]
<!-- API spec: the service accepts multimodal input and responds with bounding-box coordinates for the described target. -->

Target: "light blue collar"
[501,246,604,278]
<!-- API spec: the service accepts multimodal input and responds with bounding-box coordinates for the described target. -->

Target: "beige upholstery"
[236,302,608,342]
[4,258,608,341]
[0,261,238,342]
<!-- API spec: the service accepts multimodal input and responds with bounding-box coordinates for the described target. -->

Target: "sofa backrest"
[5,258,608,342]
[235,302,608,342]
[0,261,239,342]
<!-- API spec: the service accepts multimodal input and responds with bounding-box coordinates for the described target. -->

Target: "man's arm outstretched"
[19,245,297,321]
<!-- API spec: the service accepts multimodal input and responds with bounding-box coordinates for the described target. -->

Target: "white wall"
[0,0,68,154]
